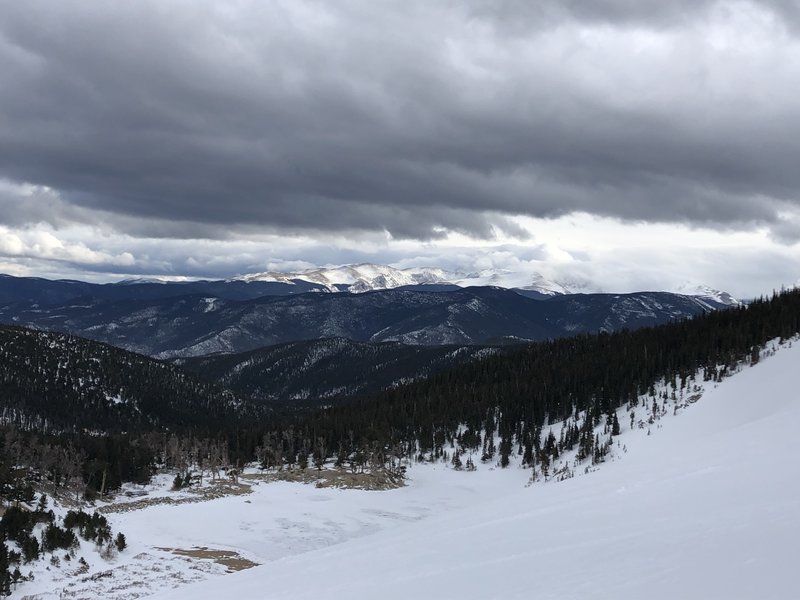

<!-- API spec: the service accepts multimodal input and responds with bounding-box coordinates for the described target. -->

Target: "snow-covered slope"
[673,283,740,306]
[452,269,571,294]
[236,263,741,303]
[237,263,451,292]
[236,263,574,295]
[153,341,800,600]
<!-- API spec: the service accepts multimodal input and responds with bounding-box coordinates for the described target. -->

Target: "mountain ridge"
[0,286,730,358]
[174,337,502,406]
[0,268,740,305]
[0,325,264,433]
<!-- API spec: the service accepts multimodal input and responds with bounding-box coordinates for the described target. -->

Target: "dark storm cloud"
[0,0,799,240]
[471,0,800,30]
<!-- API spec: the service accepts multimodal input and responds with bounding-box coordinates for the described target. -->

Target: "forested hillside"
[176,338,500,405]
[0,287,726,357]
[255,289,800,474]
[0,326,264,434]
[0,290,797,507]
[0,273,327,304]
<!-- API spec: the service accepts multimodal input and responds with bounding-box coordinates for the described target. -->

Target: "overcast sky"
[0,0,798,297]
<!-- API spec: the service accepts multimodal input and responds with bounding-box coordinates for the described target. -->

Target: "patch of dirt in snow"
[100,481,252,515]
[241,467,405,491]
[155,547,259,573]
[100,468,402,518]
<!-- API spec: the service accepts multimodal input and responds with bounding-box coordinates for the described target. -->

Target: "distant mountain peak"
[236,263,452,292]
[672,283,740,306]
[235,264,575,296]
[522,273,572,295]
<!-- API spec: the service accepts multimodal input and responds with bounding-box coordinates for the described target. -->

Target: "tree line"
[1,289,799,497]
[250,289,800,475]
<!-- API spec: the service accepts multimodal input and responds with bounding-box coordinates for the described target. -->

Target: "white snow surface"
[672,282,740,305]
[236,263,742,302]
[451,268,571,294]
[15,341,799,599]
[237,263,451,292]
[236,263,575,295]
[144,342,800,600]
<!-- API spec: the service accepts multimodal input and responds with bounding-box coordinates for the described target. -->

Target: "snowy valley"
[8,336,799,600]
[1,3,796,600]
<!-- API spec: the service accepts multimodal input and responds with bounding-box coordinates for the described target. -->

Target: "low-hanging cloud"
[0,0,799,242]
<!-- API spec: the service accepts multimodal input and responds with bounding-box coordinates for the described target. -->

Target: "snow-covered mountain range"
[0,265,740,306]
[237,262,576,296]
[237,264,453,293]
[0,268,741,359]
[236,263,736,303]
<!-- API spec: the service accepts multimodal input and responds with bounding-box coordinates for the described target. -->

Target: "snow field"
[11,339,798,599]
[150,341,800,600]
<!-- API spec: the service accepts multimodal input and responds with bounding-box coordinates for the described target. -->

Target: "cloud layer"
[0,1,798,294]
[1,1,800,238]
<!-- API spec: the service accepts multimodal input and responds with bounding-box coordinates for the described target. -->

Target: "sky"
[0,0,799,297]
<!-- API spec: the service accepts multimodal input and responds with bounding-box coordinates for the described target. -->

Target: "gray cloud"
[0,0,799,241]
[470,0,800,31]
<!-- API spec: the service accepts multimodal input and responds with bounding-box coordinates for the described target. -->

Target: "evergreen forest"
[1,289,799,592]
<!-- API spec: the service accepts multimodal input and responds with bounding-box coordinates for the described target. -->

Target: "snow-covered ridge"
[236,263,451,292]
[236,263,574,296]
[452,269,571,295]
[672,283,740,306]
[234,263,739,303]
[118,276,195,285]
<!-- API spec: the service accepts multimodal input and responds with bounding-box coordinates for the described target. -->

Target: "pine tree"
[452,451,463,471]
